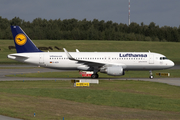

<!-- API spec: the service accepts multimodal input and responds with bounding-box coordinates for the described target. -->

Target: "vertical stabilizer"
[11,26,42,53]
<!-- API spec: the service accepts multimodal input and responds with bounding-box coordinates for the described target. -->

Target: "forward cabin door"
[149,54,154,64]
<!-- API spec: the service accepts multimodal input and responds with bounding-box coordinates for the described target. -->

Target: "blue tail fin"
[11,26,42,53]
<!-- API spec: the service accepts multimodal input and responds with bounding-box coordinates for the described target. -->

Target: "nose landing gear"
[149,70,154,79]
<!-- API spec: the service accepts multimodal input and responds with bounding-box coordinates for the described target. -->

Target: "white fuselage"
[8,52,174,71]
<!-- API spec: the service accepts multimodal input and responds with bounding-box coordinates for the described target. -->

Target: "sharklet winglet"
[63,48,75,60]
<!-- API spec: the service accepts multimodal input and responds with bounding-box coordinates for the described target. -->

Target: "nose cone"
[168,60,175,68]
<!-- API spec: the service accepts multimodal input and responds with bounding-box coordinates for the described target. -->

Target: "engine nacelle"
[100,66,124,76]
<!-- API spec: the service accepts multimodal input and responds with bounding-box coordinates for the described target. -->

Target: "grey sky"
[0,0,179,27]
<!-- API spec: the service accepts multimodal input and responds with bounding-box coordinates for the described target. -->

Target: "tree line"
[0,16,180,42]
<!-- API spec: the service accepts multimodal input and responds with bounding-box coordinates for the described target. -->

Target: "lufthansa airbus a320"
[8,26,174,79]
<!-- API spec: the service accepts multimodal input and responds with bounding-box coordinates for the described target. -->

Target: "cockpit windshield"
[160,57,168,60]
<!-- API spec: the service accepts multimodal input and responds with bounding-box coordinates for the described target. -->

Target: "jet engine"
[100,66,125,76]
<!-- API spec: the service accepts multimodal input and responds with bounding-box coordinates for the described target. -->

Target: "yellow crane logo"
[15,34,27,46]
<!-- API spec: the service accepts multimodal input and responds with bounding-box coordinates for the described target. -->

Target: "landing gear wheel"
[149,70,153,79]
[149,75,154,79]
[91,74,99,79]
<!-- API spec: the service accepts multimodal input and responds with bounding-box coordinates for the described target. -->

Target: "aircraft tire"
[91,74,99,79]
[149,75,154,79]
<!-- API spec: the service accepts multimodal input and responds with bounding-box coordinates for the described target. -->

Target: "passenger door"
[39,54,44,65]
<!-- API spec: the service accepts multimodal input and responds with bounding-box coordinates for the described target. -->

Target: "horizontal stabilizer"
[7,54,29,59]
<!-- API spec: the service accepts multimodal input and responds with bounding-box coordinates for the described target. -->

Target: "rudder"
[11,26,42,53]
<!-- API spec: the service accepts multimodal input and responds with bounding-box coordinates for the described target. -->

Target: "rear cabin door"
[39,54,44,65]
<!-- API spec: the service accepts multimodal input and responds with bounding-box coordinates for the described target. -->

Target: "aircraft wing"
[76,59,106,67]
[63,48,123,67]
[63,48,106,67]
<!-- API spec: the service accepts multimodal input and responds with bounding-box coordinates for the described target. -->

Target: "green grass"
[1,40,180,64]
[6,69,180,78]
[0,80,180,120]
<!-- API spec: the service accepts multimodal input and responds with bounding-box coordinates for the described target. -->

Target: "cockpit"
[160,57,168,60]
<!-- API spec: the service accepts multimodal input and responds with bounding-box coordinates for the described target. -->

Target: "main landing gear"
[149,70,154,79]
[91,74,99,79]
[91,68,99,79]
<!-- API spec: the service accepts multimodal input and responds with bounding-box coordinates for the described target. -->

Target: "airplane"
[8,26,174,79]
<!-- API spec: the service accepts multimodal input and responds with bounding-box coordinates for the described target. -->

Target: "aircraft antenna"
[128,0,131,25]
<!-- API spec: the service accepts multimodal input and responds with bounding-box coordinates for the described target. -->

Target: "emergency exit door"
[149,54,154,64]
